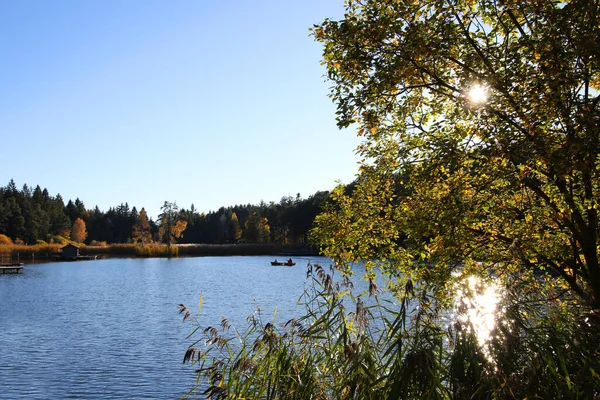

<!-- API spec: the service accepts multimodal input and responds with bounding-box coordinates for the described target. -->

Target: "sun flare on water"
[453,275,505,360]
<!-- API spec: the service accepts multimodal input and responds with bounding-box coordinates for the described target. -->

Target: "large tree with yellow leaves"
[312,0,600,309]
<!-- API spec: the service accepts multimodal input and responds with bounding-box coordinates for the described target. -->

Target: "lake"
[0,256,337,399]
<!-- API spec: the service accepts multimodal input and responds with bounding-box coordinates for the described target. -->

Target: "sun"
[467,84,488,104]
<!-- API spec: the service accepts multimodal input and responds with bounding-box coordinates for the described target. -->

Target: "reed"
[135,243,178,257]
[84,243,178,257]
[0,243,62,256]
[180,263,600,399]
[88,240,108,247]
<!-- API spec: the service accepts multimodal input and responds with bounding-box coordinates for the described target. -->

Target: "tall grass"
[180,263,600,399]
[135,243,179,257]
[81,243,178,257]
[0,243,62,257]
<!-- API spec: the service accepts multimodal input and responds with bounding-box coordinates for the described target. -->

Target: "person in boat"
[274,258,279,263]
[287,258,293,264]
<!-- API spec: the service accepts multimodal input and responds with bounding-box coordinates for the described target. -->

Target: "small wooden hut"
[61,244,80,261]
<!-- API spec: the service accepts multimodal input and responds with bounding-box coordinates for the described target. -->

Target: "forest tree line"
[0,179,330,246]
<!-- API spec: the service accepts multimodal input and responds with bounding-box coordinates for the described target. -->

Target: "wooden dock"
[0,263,24,274]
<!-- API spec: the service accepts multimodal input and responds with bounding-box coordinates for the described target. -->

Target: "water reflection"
[453,275,505,359]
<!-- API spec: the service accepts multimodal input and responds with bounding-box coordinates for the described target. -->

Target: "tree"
[312,0,600,308]
[111,203,135,243]
[4,197,25,242]
[218,211,228,242]
[310,1,600,395]
[243,212,270,243]
[6,179,17,194]
[0,234,12,245]
[158,201,187,253]
[65,200,78,223]
[132,207,153,245]
[48,194,70,237]
[228,212,242,242]
[71,218,87,243]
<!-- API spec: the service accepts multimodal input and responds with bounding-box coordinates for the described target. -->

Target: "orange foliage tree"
[71,218,87,243]
[0,234,13,245]
[132,208,153,245]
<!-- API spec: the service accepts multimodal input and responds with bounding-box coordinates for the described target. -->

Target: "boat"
[271,260,296,266]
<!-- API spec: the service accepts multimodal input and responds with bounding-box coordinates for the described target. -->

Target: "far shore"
[0,243,319,262]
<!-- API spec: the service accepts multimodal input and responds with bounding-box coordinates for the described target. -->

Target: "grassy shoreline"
[0,243,319,261]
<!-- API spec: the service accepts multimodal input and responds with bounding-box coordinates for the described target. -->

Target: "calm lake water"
[0,256,336,399]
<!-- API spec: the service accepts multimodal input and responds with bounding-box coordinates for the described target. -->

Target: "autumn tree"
[316,0,600,396]
[229,212,242,242]
[312,0,600,307]
[0,234,13,245]
[71,218,87,243]
[158,201,187,253]
[132,207,153,245]
[243,212,270,243]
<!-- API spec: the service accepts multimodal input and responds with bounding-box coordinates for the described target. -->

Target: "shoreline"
[0,243,319,263]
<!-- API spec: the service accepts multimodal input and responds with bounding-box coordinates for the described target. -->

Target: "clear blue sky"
[0,1,360,219]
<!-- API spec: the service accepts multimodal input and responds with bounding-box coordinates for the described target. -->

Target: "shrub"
[46,234,69,245]
[0,234,13,245]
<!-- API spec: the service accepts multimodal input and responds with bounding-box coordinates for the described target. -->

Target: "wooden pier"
[0,263,24,274]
